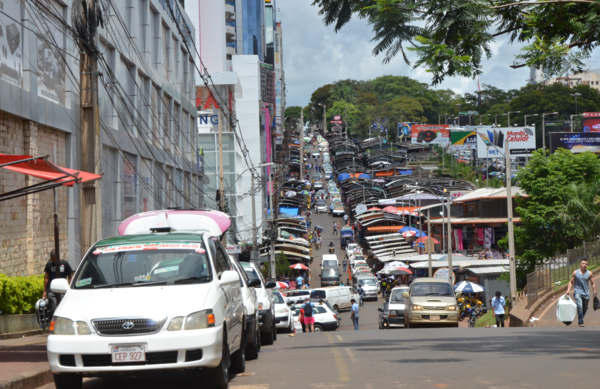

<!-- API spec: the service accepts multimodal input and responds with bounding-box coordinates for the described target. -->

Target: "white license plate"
[430,315,440,321]
[111,345,146,363]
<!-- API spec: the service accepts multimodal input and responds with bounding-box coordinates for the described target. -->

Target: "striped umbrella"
[453,281,485,293]
[274,281,290,289]
[290,263,309,270]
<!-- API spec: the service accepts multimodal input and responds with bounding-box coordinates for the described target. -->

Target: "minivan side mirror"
[377,308,383,312]
[219,270,239,287]
[247,278,261,288]
[402,292,410,298]
[264,281,277,289]
[50,278,69,294]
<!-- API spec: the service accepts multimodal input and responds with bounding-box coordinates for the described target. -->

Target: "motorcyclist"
[328,241,335,253]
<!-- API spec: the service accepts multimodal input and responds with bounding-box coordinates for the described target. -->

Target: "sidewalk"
[0,334,52,389]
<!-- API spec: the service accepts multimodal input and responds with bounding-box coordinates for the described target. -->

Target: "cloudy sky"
[277,1,596,108]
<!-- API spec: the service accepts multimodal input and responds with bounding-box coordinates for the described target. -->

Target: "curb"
[0,367,52,389]
[0,330,46,341]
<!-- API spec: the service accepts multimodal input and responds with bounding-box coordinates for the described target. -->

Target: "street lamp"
[494,113,507,127]
[444,113,449,125]
[468,115,473,126]
[524,114,538,126]
[571,93,582,115]
[542,112,559,150]
[507,111,521,127]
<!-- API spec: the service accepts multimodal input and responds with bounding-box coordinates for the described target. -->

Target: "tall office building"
[235,0,266,60]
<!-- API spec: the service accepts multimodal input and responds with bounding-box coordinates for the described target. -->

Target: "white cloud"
[278,0,532,107]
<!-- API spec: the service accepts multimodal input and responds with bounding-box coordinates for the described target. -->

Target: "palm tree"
[559,179,600,242]
[329,82,357,104]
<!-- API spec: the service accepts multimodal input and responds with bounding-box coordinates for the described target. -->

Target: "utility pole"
[269,170,275,281]
[217,110,226,243]
[251,175,256,247]
[506,140,517,308]
[445,190,453,284]
[79,7,103,254]
[427,209,432,277]
[300,109,305,180]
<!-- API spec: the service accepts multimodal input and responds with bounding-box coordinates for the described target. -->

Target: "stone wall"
[0,111,68,277]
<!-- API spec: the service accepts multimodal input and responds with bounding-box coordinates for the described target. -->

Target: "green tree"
[328,80,358,105]
[312,0,597,84]
[507,149,600,278]
[559,179,600,243]
[285,106,303,127]
[326,101,360,135]
[262,253,291,278]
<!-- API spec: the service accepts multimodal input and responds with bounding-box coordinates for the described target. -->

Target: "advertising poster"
[451,130,478,150]
[476,127,536,158]
[550,132,600,154]
[0,0,23,87]
[397,122,411,141]
[582,118,600,132]
[411,124,450,145]
[37,2,66,106]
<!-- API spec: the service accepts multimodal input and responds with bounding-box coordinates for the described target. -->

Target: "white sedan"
[273,291,294,333]
[290,303,339,332]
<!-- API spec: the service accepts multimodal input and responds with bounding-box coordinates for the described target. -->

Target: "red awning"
[0,154,102,187]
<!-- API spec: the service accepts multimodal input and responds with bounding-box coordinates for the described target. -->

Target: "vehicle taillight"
[333,315,337,319]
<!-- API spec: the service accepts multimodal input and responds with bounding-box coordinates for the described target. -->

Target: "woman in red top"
[299,307,306,333]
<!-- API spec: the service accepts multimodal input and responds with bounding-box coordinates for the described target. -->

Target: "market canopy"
[0,154,102,202]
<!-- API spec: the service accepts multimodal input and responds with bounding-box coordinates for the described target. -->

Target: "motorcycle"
[468,305,488,327]
[329,246,335,254]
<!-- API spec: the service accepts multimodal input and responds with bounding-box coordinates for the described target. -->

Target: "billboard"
[411,124,450,145]
[550,132,600,154]
[582,118,600,132]
[37,1,66,106]
[451,130,478,150]
[476,127,536,158]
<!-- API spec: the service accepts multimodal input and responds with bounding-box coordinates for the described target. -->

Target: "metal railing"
[525,241,600,308]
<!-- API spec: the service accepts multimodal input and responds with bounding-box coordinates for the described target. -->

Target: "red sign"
[411,124,450,145]
[584,112,600,118]
[583,118,600,132]
[333,115,342,120]
[330,120,343,124]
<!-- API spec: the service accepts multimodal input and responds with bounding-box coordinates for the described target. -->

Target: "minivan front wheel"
[208,335,229,389]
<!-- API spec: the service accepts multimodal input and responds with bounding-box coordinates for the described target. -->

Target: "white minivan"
[47,211,244,389]
[321,254,339,268]
[310,286,360,312]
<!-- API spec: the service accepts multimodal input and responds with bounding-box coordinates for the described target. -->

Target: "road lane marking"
[325,333,350,382]
[336,335,343,341]
[344,348,357,363]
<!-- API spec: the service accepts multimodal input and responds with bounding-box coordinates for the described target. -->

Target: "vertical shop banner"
[550,132,600,154]
[0,0,23,87]
[37,1,66,106]
[476,127,536,158]
[411,124,450,144]
[451,130,478,150]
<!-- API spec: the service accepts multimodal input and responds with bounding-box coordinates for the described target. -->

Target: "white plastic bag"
[556,295,577,325]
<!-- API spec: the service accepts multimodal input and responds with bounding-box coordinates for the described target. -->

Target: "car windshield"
[311,290,326,299]
[73,242,211,288]
[273,292,285,304]
[391,288,408,302]
[322,260,337,267]
[411,282,454,297]
[359,279,377,286]
[322,268,339,277]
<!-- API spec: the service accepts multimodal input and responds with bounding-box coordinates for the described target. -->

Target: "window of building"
[152,85,160,147]
[123,153,137,220]
[163,93,172,152]
[162,24,170,80]
[173,36,180,85]
[138,0,148,52]
[151,8,159,68]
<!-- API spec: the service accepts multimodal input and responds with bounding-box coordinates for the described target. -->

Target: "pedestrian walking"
[566,257,597,326]
[337,221,340,231]
[333,221,338,235]
[357,285,365,306]
[344,214,349,224]
[491,291,506,328]
[302,298,316,332]
[342,258,348,272]
[296,275,305,289]
[350,299,360,330]
[298,306,306,333]
[317,236,322,249]
[43,250,73,312]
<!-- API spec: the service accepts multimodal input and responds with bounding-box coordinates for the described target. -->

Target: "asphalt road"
[41,327,600,389]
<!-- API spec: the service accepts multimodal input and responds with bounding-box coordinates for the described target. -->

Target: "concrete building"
[541,69,600,91]
[0,0,201,276]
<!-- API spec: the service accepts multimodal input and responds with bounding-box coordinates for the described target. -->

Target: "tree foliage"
[509,150,600,275]
[285,106,303,126]
[312,0,599,84]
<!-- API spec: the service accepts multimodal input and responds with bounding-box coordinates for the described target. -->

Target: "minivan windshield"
[391,288,409,302]
[322,260,337,267]
[322,268,340,278]
[411,282,454,297]
[73,242,211,288]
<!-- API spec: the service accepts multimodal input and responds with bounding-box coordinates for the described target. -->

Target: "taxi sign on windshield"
[96,243,206,254]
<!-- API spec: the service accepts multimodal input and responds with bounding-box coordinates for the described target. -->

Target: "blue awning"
[280,207,299,216]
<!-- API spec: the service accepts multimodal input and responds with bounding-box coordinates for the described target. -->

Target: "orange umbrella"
[414,236,440,244]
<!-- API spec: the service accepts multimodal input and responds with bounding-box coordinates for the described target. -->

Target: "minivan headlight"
[50,317,75,335]
[76,321,92,335]
[185,310,216,330]
[447,305,457,311]
[167,317,184,331]
[411,305,423,311]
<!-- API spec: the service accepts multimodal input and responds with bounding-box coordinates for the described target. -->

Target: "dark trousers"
[301,322,306,333]
[495,314,505,327]
[47,291,59,312]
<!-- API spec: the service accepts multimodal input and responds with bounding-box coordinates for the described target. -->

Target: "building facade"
[0,0,201,276]
[541,69,600,91]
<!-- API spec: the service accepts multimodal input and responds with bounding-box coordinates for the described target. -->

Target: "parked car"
[403,278,459,328]
[230,258,262,359]
[345,243,359,257]
[313,173,322,181]
[282,289,312,305]
[313,181,324,190]
[290,302,339,332]
[47,214,245,389]
[316,200,328,213]
[309,286,360,312]
[273,291,294,333]
[321,254,339,268]
[239,262,278,344]
[385,286,409,328]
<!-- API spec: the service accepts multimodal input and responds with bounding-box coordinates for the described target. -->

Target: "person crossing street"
[333,221,338,235]
[350,299,360,330]
[566,257,597,327]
